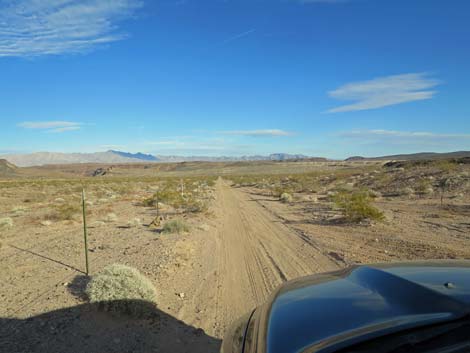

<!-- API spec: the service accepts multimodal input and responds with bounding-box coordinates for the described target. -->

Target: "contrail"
[222,29,256,44]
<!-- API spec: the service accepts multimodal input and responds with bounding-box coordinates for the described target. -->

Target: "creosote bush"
[162,219,190,234]
[333,190,384,223]
[86,264,157,317]
[280,192,293,203]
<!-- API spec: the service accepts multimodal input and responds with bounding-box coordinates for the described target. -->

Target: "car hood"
[264,261,470,353]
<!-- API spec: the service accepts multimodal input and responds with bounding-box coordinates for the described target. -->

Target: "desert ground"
[1,158,469,352]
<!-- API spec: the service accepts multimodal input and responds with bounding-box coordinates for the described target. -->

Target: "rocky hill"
[0,159,18,176]
[346,151,470,161]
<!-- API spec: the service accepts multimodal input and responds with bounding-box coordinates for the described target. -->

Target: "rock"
[40,220,52,227]
[197,223,210,231]
[91,221,106,227]
[178,292,185,299]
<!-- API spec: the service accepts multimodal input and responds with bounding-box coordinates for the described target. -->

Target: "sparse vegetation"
[85,264,157,317]
[162,219,190,234]
[280,192,293,203]
[11,206,27,216]
[46,203,81,221]
[142,180,210,214]
[0,217,13,230]
[415,179,433,196]
[333,190,385,223]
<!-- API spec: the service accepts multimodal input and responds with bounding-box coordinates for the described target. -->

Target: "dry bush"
[162,219,190,234]
[280,192,293,203]
[333,190,384,223]
[46,204,82,221]
[415,179,433,196]
[86,264,157,317]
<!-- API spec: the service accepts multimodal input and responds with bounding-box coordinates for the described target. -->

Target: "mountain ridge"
[345,151,470,161]
[0,151,317,167]
[1,150,469,167]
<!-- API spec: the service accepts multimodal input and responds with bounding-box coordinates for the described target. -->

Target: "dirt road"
[176,179,338,337]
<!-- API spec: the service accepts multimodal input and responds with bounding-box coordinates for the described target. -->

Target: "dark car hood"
[264,261,470,353]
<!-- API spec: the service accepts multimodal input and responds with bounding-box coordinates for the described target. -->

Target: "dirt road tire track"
[177,179,338,337]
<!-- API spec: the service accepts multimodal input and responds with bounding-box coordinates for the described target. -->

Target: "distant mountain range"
[2,150,469,167]
[345,151,470,161]
[0,151,314,167]
[110,150,158,161]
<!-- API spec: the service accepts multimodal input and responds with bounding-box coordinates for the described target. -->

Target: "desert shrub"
[142,196,156,207]
[333,190,384,223]
[47,204,81,221]
[162,219,190,234]
[0,217,13,230]
[399,187,414,197]
[143,188,183,208]
[436,160,458,174]
[280,192,293,203]
[144,186,209,214]
[180,198,209,213]
[415,179,433,196]
[272,186,292,198]
[85,264,157,317]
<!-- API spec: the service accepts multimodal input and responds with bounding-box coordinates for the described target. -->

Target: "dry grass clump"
[333,190,384,223]
[415,179,434,196]
[0,217,13,230]
[11,206,28,216]
[162,219,190,234]
[85,264,157,317]
[280,192,293,203]
[46,203,81,221]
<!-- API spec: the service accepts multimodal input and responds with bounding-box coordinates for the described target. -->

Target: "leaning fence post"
[156,190,160,219]
[81,188,89,276]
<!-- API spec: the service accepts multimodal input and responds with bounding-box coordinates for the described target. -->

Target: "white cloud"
[220,129,293,137]
[0,0,142,57]
[339,129,470,145]
[327,73,440,113]
[18,120,81,133]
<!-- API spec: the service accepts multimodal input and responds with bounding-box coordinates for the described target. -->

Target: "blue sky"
[0,0,469,159]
